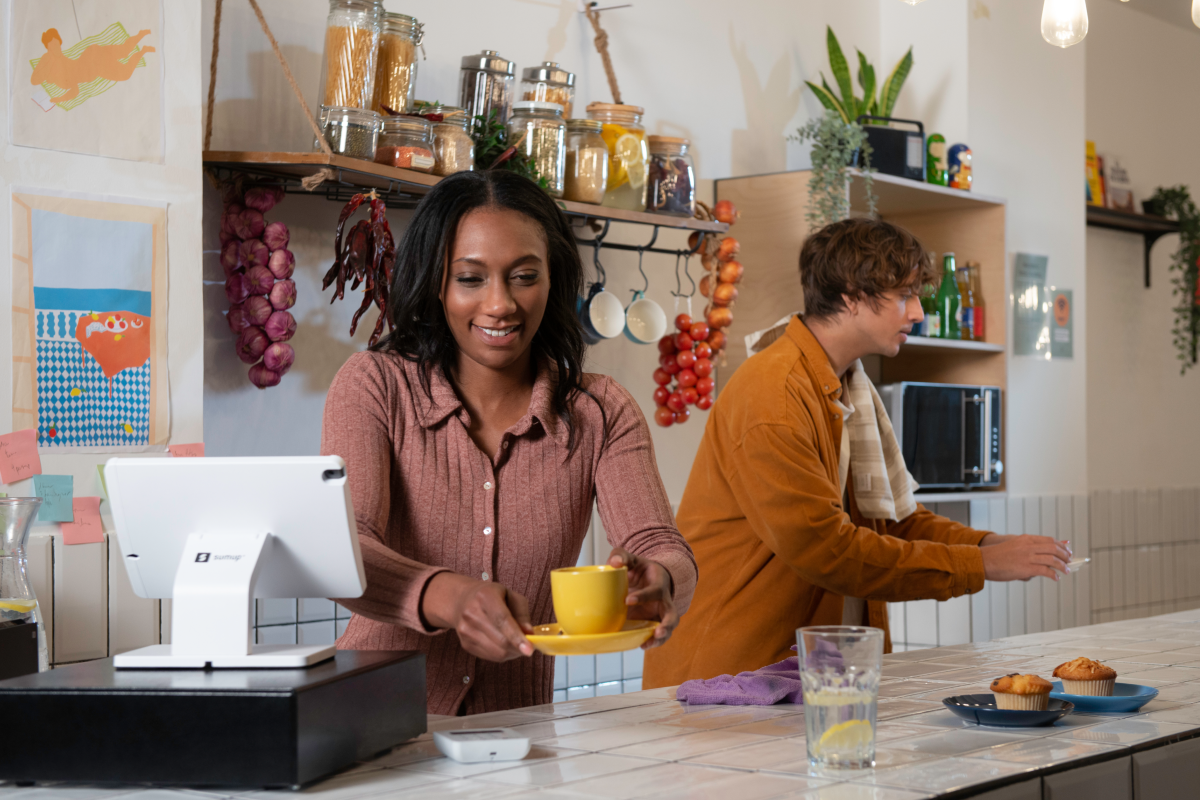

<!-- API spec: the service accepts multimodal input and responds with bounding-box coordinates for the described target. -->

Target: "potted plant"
[1148,186,1200,371]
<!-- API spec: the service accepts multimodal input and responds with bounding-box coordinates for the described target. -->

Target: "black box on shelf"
[0,620,38,681]
[0,649,426,789]
[857,115,925,182]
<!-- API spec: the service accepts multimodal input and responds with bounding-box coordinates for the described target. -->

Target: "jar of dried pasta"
[520,62,575,120]
[586,103,648,212]
[370,12,423,115]
[318,0,383,110]
[507,101,566,197]
[413,105,475,176]
[564,119,607,205]
[459,50,516,129]
[375,115,434,171]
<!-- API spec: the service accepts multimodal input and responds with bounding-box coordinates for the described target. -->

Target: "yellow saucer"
[526,620,656,656]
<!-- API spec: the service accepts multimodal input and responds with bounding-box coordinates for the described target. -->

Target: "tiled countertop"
[12,610,1200,799]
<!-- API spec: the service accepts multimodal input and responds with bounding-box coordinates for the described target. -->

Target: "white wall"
[201,0,885,502]
[1085,0,1200,490]
[1,0,203,662]
[968,0,1088,496]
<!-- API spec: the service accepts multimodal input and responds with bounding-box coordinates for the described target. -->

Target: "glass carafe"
[0,497,48,670]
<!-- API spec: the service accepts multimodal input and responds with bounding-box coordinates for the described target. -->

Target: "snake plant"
[806,26,913,124]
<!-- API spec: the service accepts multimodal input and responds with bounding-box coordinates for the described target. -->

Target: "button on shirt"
[322,352,697,716]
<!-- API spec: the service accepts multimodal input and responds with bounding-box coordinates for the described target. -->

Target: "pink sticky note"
[168,443,205,458]
[0,429,42,484]
[61,497,103,545]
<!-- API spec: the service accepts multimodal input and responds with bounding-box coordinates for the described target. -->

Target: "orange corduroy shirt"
[643,316,988,689]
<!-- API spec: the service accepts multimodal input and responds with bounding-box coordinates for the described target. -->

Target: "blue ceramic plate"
[943,694,1074,727]
[1049,681,1158,713]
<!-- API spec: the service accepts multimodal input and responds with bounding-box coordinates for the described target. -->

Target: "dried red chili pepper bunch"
[221,185,297,389]
[322,192,396,347]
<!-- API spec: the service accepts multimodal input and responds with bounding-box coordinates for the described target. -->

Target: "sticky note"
[61,497,103,545]
[32,475,73,522]
[168,443,205,458]
[97,464,108,498]
[0,429,42,484]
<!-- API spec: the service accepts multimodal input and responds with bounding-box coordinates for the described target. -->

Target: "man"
[643,218,1070,687]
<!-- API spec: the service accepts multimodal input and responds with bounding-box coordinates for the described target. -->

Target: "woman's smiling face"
[440,206,551,373]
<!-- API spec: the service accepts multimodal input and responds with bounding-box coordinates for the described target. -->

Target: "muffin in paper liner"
[992,691,1050,711]
[1059,677,1116,697]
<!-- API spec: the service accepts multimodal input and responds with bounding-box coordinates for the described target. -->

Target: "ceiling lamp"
[1193,0,1200,28]
[900,0,930,4]
[1041,0,1089,47]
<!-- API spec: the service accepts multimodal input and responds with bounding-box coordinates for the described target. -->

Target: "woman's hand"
[607,547,678,650]
[422,572,534,661]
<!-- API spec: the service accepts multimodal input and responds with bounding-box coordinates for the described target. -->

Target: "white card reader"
[432,728,532,763]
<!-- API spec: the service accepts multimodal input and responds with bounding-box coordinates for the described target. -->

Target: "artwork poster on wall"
[7,0,164,163]
[11,187,170,453]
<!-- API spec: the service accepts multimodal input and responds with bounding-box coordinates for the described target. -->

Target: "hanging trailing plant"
[789,111,877,230]
[1148,186,1200,372]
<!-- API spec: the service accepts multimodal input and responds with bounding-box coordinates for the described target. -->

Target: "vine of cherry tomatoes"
[652,200,741,428]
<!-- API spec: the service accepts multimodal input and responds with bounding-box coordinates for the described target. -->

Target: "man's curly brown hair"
[799,218,939,320]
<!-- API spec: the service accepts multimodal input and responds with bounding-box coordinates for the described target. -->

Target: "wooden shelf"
[903,335,1004,353]
[1085,206,1180,287]
[851,170,1006,215]
[202,150,728,233]
[915,490,1006,504]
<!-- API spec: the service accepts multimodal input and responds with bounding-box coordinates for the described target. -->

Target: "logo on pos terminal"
[195,552,211,562]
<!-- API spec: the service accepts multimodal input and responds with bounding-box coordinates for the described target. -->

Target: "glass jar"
[412,105,475,176]
[508,101,566,197]
[318,0,383,110]
[370,12,422,115]
[646,136,695,216]
[564,119,608,205]
[376,115,434,171]
[318,105,380,159]
[586,102,648,212]
[459,50,516,129]
[521,62,575,120]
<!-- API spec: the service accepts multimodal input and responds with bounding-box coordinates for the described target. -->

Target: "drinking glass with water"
[798,626,883,769]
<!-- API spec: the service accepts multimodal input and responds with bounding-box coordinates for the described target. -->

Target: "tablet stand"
[114,532,335,668]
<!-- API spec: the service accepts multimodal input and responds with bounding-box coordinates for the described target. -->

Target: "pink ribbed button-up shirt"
[321,351,696,715]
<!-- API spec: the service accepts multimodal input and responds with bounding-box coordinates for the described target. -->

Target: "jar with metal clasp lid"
[370,12,423,114]
[375,115,434,172]
[318,0,383,110]
[412,104,475,176]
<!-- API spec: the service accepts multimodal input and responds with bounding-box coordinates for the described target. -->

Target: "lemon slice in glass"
[616,133,648,191]
[814,719,873,757]
[0,599,37,614]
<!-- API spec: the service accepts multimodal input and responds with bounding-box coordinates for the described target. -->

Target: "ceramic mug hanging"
[577,241,625,343]
[624,245,667,344]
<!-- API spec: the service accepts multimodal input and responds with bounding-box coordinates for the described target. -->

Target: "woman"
[322,170,696,716]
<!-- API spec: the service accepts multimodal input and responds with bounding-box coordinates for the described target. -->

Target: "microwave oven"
[877,382,1003,490]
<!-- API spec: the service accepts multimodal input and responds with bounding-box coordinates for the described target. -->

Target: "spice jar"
[646,136,695,216]
[507,101,566,197]
[318,0,383,110]
[586,103,648,212]
[375,115,434,171]
[319,105,380,159]
[413,105,475,176]
[520,62,575,120]
[370,12,422,115]
[564,119,608,205]
[459,50,516,129]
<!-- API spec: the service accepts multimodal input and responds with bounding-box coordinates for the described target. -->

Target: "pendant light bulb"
[1193,0,1200,28]
[1041,0,1089,48]
[901,0,930,5]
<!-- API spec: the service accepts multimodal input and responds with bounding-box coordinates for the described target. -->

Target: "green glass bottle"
[927,133,948,186]
[934,252,961,339]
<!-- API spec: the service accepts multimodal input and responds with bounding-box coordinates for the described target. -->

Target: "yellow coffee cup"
[550,565,628,635]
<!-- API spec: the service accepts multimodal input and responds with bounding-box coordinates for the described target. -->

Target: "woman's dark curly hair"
[371,170,590,446]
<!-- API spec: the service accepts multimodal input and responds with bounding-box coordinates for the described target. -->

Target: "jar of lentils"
[507,101,566,197]
[318,105,380,159]
[375,115,434,171]
[564,119,608,205]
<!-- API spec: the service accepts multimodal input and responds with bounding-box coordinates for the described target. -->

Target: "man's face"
[852,286,924,357]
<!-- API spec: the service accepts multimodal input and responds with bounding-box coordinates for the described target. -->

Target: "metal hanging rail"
[573,219,704,259]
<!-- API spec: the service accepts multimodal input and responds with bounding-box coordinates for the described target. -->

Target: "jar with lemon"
[586,102,649,212]
[0,497,49,671]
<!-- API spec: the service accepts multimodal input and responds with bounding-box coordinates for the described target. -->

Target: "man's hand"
[607,547,678,649]
[980,534,1071,581]
[422,572,534,661]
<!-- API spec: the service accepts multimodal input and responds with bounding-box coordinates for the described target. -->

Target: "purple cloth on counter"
[676,640,846,706]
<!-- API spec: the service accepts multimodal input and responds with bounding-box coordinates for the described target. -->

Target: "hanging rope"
[203,0,223,152]
[584,5,623,104]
